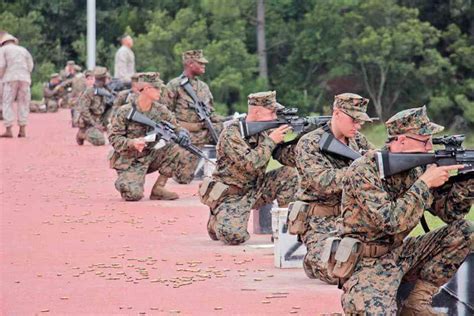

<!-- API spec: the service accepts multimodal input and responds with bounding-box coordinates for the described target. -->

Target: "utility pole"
[257,0,268,80]
[87,0,96,69]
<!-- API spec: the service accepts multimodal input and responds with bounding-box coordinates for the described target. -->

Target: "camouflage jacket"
[166,74,224,145]
[295,123,373,205]
[77,87,110,127]
[212,119,293,192]
[340,149,473,246]
[43,82,64,101]
[0,44,34,83]
[108,101,178,170]
[113,89,135,108]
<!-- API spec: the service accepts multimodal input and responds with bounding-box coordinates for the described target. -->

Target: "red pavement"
[0,110,343,315]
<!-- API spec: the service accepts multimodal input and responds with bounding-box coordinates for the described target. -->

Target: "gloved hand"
[177,129,191,147]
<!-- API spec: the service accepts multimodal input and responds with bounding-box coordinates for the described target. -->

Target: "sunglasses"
[341,110,365,125]
[405,135,432,147]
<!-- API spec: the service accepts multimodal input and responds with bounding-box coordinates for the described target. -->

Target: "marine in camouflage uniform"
[166,50,225,184]
[71,70,94,128]
[42,73,64,113]
[339,106,473,315]
[109,76,187,201]
[294,93,374,284]
[76,66,110,146]
[59,61,81,109]
[201,91,299,245]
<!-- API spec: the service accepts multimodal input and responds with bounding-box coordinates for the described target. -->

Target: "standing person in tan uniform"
[114,35,135,82]
[0,33,34,137]
[0,31,5,121]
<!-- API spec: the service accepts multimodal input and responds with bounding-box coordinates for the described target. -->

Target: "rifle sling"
[381,150,391,179]
[420,215,430,233]
[180,75,205,114]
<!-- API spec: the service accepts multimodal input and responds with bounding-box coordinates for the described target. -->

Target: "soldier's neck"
[137,95,153,112]
[330,124,348,145]
[183,69,197,80]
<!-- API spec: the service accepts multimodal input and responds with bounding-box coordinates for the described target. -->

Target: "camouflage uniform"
[43,73,63,113]
[76,67,109,146]
[295,93,374,284]
[339,106,473,314]
[166,50,225,184]
[203,91,299,245]
[0,34,34,129]
[108,101,179,201]
[114,45,135,82]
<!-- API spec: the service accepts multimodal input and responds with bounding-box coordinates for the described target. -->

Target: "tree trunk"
[256,0,268,79]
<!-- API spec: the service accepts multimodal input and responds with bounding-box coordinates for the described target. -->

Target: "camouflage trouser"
[342,219,472,315]
[114,146,178,201]
[0,82,3,119]
[77,126,105,146]
[302,215,339,284]
[167,145,200,184]
[46,99,59,112]
[2,81,30,127]
[212,166,299,245]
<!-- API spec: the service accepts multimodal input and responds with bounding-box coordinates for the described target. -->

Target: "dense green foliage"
[1,0,472,127]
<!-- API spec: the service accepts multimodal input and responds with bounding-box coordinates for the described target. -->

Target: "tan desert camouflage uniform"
[339,106,473,314]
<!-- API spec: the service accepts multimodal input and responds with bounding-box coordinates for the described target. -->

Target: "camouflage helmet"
[385,106,444,137]
[333,93,372,122]
[50,73,60,79]
[84,70,93,78]
[93,66,108,79]
[66,60,75,66]
[137,72,164,88]
[182,49,209,64]
[248,91,284,111]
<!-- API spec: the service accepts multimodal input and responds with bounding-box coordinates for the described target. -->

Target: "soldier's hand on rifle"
[131,138,147,153]
[269,125,291,144]
[419,164,465,188]
[177,129,191,147]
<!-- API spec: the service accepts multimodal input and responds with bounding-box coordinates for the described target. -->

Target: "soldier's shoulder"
[297,126,325,148]
[350,149,378,175]
[167,76,181,87]
[115,103,132,117]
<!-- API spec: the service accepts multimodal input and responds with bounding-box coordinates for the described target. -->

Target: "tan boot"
[400,280,445,316]
[0,126,13,138]
[18,126,26,137]
[150,175,179,200]
[207,212,218,241]
[76,129,85,145]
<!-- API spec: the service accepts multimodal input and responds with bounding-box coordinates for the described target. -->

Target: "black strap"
[420,214,430,233]
[381,150,391,179]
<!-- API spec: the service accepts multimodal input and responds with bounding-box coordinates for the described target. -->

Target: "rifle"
[376,134,474,179]
[108,78,132,93]
[319,129,363,161]
[179,75,220,144]
[126,107,215,164]
[240,108,331,139]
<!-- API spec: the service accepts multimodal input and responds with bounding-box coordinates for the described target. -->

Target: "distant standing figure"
[0,33,34,138]
[114,35,135,82]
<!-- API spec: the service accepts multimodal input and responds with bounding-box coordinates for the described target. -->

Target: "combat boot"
[76,129,85,145]
[400,280,445,316]
[150,174,179,200]
[18,126,26,138]
[0,126,13,138]
[207,212,218,240]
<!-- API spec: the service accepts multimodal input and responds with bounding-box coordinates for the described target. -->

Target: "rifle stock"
[376,148,474,179]
[319,132,362,161]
